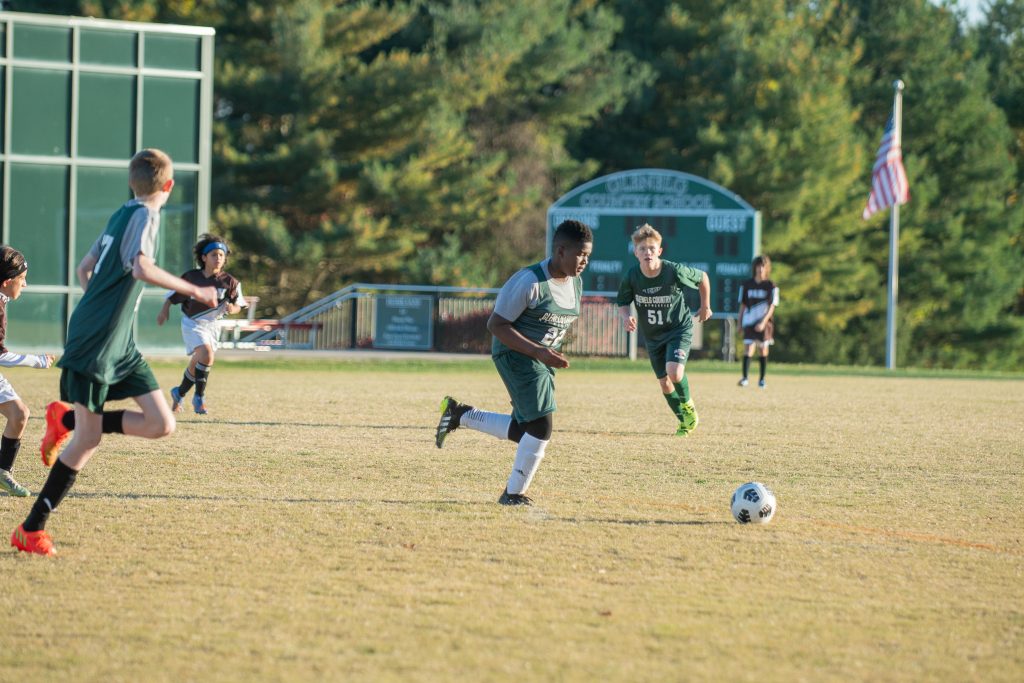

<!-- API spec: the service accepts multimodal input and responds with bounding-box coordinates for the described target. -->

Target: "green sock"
[673,376,691,403]
[662,390,685,420]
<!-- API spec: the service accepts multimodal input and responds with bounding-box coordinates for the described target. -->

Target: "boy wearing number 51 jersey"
[11,149,218,557]
[434,220,593,506]
[616,224,712,436]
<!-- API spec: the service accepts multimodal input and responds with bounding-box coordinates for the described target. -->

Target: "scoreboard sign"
[547,169,760,318]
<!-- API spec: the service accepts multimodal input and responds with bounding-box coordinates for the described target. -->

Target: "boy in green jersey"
[12,149,217,556]
[616,224,712,436]
[434,220,593,506]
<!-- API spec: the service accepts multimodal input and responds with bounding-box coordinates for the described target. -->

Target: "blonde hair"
[752,254,772,277]
[129,148,173,197]
[631,223,662,245]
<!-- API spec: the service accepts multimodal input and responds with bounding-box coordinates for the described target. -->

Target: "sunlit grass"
[0,359,1020,682]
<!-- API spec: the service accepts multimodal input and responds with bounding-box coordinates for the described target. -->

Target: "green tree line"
[20,0,1024,369]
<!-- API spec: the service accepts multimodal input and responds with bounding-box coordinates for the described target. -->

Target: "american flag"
[862,115,909,219]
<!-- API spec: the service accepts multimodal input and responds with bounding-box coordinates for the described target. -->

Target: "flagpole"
[886,79,905,370]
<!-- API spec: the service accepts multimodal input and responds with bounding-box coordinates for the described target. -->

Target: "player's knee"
[522,415,553,441]
[9,401,29,431]
[78,431,103,450]
[657,376,673,392]
[154,414,176,438]
[199,344,215,364]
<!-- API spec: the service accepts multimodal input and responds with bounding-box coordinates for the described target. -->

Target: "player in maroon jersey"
[157,234,246,414]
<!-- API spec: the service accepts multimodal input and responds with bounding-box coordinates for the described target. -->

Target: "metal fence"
[241,283,635,356]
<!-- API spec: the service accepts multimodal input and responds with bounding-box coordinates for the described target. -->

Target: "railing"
[241,284,633,356]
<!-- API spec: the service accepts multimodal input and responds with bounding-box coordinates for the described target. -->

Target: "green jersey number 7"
[93,234,115,274]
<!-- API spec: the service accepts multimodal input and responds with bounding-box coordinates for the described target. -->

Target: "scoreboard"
[547,169,760,318]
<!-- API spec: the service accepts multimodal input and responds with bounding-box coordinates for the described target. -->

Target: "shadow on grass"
[45,492,718,527]
[549,516,725,526]
[174,419,655,437]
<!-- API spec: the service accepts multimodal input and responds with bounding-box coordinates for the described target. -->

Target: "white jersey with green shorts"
[490,260,581,424]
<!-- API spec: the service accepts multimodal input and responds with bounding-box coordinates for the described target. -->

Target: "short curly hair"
[552,220,594,248]
[193,233,230,267]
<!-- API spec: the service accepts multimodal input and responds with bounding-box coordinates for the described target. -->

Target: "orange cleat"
[40,400,73,467]
[11,524,57,557]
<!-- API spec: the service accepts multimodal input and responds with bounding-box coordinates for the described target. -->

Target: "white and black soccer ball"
[730,482,777,524]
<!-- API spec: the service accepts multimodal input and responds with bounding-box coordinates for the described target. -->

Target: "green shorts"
[646,327,693,378]
[60,365,160,413]
[492,351,556,424]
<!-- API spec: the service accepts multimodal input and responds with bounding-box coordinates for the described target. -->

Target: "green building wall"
[0,12,214,353]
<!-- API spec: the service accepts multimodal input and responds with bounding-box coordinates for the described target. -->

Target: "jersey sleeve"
[492,268,539,322]
[233,281,248,308]
[85,234,103,261]
[674,263,705,290]
[615,269,635,306]
[772,285,780,306]
[119,206,160,269]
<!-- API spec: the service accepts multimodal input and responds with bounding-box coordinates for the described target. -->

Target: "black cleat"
[435,396,467,448]
[497,489,534,506]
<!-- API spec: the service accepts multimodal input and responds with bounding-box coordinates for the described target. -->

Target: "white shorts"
[0,375,20,404]
[181,317,220,355]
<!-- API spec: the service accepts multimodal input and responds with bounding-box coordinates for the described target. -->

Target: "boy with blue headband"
[157,233,246,415]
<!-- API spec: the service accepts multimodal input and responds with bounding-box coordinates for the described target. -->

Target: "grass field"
[0,358,1021,682]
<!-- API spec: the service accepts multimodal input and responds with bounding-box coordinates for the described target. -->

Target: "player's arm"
[156,297,173,326]
[133,255,218,308]
[755,302,776,332]
[755,287,779,331]
[617,305,637,332]
[0,351,53,369]
[76,251,98,291]
[487,312,569,369]
[615,278,637,332]
[696,271,713,323]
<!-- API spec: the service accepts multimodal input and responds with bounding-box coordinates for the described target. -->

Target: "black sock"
[194,363,210,397]
[102,410,125,434]
[759,356,767,380]
[178,370,195,395]
[742,356,750,379]
[0,436,21,471]
[23,460,78,532]
[60,410,126,434]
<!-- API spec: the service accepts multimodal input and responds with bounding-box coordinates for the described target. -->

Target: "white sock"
[461,408,512,441]
[506,434,548,494]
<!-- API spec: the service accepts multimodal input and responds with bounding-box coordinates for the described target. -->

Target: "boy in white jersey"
[616,224,712,436]
[157,233,246,415]
[0,246,55,497]
[434,220,593,506]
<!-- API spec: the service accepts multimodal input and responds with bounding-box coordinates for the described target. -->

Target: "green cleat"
[0,469,30,497]
[676,399,699,436]
[435,396,466,449]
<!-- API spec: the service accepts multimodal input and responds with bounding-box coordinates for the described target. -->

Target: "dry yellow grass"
[0,359,1021,682]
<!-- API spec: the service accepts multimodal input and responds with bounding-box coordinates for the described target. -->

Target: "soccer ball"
[730,482,777,524]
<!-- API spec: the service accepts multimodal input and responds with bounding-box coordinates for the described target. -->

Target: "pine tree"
[849,0,1023,367]
[581,0,872,363]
